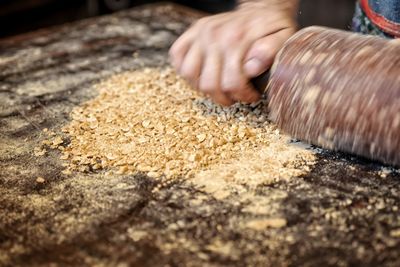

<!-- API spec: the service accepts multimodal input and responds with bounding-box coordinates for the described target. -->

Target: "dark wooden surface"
[1,3,400,267]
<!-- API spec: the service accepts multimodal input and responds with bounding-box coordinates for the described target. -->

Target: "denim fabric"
[353,2,394,38]
[368,0,400,23]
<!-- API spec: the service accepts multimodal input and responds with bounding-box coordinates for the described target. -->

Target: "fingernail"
[244,58,264,77]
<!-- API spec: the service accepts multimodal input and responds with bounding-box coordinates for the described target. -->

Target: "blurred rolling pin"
[251,26,400,166]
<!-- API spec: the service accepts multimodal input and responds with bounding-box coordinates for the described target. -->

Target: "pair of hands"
[169,1,298,106]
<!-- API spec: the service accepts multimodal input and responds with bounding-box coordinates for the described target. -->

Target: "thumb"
[243,29,294,78]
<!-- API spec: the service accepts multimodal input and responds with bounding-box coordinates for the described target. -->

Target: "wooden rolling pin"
[253,26,400,166]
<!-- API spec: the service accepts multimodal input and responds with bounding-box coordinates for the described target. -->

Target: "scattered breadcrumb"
[245,218,287,230]
[35,177,45,184]
[45,67,315,181]
[390,229,400,238]
[33,147,46,157]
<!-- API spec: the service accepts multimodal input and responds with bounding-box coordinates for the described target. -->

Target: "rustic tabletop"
[0,3,399,267]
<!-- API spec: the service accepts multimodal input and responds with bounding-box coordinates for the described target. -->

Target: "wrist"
[237,0,299,17]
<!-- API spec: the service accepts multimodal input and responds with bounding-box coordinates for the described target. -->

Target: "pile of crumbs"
[41,67,316,180]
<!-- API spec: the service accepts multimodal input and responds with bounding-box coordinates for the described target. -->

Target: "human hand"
[169,1,298,106]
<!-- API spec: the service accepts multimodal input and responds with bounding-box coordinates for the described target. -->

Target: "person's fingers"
[179,43,203,88]
[169,29,196,71]
[170,9,297,106]
[220,48,261,103]
[169,15,227,74]
[199,49,234,106]
[198,15,231,45]
[244,28,294,78]
[211,24,261,103]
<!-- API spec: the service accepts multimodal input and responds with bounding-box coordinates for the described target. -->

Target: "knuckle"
[248,42,273,63]
[221,84,239,93]
[168,53,176,65]
[199,81,215,94]
[222,77,245,93]
[169,43,179,56]
[223,29,245,43]
[252,39,271,54]
[180,66,195,79]
[202,23,220,38]
[199,72,219,93]
[169,42,186,59]
[200,85,214,94]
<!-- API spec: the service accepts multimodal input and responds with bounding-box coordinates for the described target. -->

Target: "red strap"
[360,0,400,37]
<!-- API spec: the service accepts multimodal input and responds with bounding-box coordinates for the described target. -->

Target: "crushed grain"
[390,229,400,238]
[54,67,315,181]
[35,177,45,184]
[33,147,46,157]
[206,239,234,256]
[245,218,287,230]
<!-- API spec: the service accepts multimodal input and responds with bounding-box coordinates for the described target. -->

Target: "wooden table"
[1,3,399,266]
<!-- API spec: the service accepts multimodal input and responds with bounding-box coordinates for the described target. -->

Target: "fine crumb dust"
[45,67,315,183]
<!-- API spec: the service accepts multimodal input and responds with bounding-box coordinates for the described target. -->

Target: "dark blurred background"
[0,0,356,39]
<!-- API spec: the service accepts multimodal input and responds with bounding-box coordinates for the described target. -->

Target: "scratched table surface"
[1,3,400,267]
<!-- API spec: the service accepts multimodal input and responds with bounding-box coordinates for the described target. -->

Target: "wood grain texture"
[0,4,400,267]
